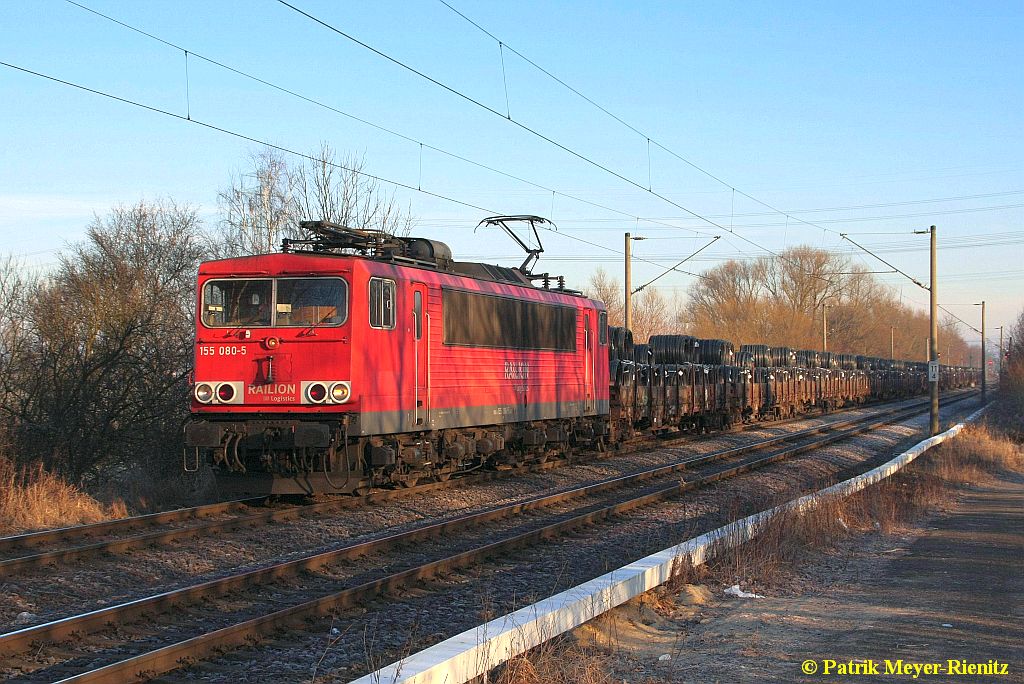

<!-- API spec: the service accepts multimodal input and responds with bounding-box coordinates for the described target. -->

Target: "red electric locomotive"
[185,217,610,495]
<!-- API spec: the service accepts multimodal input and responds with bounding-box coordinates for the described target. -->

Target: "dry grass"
[0,457,127,536]
[703,423,1023,589]
[495,638,616,684]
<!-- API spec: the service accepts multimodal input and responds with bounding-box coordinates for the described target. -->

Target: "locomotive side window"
[413,290,423,340]
[599,311,608,345]
[442,288,576,351]
[202,279,272,327]
[369,277,396,330]
[276,278,347,327]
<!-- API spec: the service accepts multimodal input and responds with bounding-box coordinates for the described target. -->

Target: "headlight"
[195,383,214,403]
[330,382,351,403]
[306,382,328,403]
[216,383,236,402]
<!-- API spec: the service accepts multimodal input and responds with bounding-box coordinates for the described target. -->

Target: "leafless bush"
[1,201,209,488]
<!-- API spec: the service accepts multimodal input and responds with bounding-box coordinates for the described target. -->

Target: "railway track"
[0,394,950,577]
[0,392,976,683]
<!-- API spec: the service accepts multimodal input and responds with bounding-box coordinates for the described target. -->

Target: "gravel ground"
[0,399,909,633]
[122,397,980,684]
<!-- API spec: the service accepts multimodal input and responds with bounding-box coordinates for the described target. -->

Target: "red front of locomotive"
[185,240,610,495]
[191,253,355,416]
[186,253,362,488]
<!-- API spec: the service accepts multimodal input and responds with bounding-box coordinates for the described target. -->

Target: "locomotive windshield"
[276,278,347,326]
[202,277,348,327]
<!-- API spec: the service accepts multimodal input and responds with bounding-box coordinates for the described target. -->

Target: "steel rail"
[0,468,549,577]
[42,393,975,683]
[0,392,972,672]
[0,393,944,575]
[0,497,265,554]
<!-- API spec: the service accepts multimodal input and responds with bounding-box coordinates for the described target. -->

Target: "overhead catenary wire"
[545,229,711,282]
[632,236,720,293]
[0,60,500,217]
[62,0,989,295]
[59,0,714,242]
[63,0,759,289]
[840,233,928,291]
[433,0,987,292]
[274,0,840,278]
[27,1,1011,298]
[459,229,1024,264]
[714,189,1024,217]
[515,203,1023,231]
[273,0,730,233]
[57,0,739,291]
[0,63,711,289]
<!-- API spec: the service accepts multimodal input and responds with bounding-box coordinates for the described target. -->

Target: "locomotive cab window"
[369,277,396,330]
[599,311,608,345]
[202,279,272,327]
[201,277,347,328]
[276,278,347,327]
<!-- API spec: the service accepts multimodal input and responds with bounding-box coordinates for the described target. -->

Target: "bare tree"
[586,267,623,326]
[631,287,678,343]
[217,144,414,256]
[293,143,413,237]
[0,258,36,453]
[678,245,970,358]
[685,258,770,344]
[217,148,299,256]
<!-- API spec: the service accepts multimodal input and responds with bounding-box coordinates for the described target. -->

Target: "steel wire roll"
[768,346,796,367]
[622,328,634,362]
[609,326,627,360]
[734,351,754,368]
[697,338,735,365]
[739,344,771,367]
[649,334,699,364]
[633,343,652,364]
[798,349,821,368]
[837,353,857,369]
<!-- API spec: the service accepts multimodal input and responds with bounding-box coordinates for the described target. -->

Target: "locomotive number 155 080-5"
[198,345,248,357]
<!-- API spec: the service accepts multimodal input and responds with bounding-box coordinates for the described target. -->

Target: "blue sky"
[1,0,1021,337]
